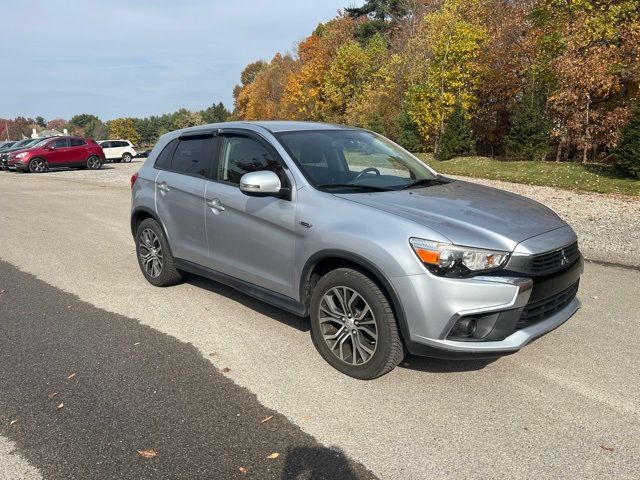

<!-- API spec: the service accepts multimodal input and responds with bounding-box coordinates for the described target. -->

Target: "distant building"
[31,128,68,138]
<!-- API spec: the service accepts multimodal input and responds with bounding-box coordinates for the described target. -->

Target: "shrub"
[504,87,551,161]
[613,105,640,178]
[438,102,475,161]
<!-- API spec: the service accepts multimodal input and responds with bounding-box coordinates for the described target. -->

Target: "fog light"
[450,317,477,338]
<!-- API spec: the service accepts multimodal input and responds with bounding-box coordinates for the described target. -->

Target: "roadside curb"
[582,249,640,270]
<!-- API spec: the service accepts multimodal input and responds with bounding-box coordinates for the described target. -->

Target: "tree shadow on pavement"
[282,446,369,480]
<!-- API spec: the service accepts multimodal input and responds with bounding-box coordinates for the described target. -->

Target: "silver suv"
[130,121,582,379]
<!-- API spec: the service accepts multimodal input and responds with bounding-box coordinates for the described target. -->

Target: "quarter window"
[69,138,86,147]
[218,135,284,185]
[170,136,215,177]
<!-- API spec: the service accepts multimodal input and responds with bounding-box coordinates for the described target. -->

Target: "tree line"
[232,0,640,176]
[0,102,230,147]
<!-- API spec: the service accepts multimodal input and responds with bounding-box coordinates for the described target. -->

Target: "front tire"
[122,152,132,163]
[135,218,182,287]
[310,268,404,379]
[28,158,47,173]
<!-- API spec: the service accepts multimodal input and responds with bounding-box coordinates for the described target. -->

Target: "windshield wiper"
[399,178,449,190]
[317,183,392,192]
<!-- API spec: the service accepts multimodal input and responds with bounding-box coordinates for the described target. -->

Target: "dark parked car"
[6,136,105,172]
[0,139,46,169]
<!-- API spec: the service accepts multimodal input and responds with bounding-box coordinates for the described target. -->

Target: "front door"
[203,133,297,298]
[155,135,217,266]
[45,137,71,166]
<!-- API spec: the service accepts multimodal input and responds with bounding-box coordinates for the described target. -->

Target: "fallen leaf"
[592,296,599,299]
[133,342,140,346]
[300,416,313,422]
[221,367,231,373]
[266,452,279,459]
[260,415,274,424]
[209,352,218,357]
[67,373,76,380]
[239,467,248,474]
[48,392,58,399]
[57,402,64,410]
[137,449,157,459]
[0,289,6,294]
[9,419,18,426]
[600,444,614,452]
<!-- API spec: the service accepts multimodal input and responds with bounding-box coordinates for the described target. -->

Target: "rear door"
[67,138,87,164]
[100,141,113,159]
[203,131,297,298]
[155,134,218,266]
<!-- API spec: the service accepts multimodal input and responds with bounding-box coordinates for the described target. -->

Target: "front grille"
[516,281,579,329]
[530,241,580,275]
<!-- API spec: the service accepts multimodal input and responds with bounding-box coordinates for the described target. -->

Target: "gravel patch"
[4,163,638,266]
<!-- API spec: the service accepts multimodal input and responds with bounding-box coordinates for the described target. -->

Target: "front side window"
[276,130,440,192]
[218,135,284,185]
[170,136,214,177]
[51,138,69,149]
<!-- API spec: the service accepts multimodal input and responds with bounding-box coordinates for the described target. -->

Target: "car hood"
[336,180,567,251]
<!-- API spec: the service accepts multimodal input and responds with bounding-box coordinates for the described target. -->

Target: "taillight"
[130,172,139,190]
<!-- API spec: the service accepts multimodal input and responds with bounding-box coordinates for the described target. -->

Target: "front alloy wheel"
[28,158,47,173]
[310,268,404,379]
[319,287,378,365]
[122,153,132,163]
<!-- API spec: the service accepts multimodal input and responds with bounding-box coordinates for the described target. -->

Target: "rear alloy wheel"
[86,156,102,170]
[135,218,182,287]
[122,152,132,163]
[310,268,404,379]
[28,158,47,173]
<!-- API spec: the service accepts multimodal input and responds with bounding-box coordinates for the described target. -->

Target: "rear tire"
[135,218,182,287]
[86,156,102,170]
[122,152,132,163]
[310,268,404,379]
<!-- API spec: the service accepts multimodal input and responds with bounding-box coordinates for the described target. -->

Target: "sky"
[0,0,357,121]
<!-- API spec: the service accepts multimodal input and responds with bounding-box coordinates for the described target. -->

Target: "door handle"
[206,198,225,212]
[158,183,171,193]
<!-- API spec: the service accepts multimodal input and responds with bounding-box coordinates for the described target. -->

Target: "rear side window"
[70,138,86,147]
[170,136,215,177]
[154,139,177,170]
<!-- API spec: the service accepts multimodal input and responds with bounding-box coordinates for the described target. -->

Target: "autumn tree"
[107,118,141,144]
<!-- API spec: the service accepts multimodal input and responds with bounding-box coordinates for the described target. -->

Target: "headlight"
[16,152,28,159]
[409,238,509,277]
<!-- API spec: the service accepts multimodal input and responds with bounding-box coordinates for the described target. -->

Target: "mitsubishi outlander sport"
[130,121,582,379]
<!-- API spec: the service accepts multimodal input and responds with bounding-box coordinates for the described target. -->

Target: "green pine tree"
[504,87,551,161]
[396,111,423,152]
[438,103,476,161]
[613,105,640,178]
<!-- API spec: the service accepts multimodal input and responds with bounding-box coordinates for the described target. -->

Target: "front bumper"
[392,255,583,359]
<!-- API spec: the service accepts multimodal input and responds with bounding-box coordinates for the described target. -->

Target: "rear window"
[170,136,215,177]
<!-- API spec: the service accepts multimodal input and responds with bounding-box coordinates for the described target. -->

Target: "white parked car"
[99,140,137,163]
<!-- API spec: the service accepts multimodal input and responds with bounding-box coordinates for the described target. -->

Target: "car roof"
[177,120,358,136]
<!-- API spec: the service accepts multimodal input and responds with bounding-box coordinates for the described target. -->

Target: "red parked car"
[6,136,105,173]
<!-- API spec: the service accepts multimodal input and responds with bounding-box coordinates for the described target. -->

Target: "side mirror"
[239,170,282,197]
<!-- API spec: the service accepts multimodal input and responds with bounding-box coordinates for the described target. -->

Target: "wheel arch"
[130,206,167,239]
[300,250,410,343]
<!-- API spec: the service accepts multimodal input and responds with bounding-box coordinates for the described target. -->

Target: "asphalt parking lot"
[0,164,639,479]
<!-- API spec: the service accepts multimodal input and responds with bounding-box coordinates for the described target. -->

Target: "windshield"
[276,130,441,192]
